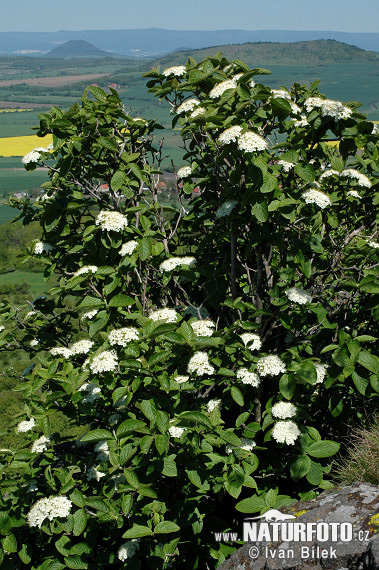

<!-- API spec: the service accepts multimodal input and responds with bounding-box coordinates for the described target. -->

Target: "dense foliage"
[0,53,378,569]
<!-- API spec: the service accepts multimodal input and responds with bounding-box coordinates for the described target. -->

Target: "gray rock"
[218,483,379,570]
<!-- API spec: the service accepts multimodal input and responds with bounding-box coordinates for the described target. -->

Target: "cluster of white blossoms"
[30,339,39,348]
[95,210,128,232]
[95,441,109,462]
[226,437,256,454]
[240,332,262,351]
[169,425,186,438]
[271,402,297,419]
[236,368,260,387]
[293,115,308,127]
[174,375,189,384]
[149,308,178,323]
[163,65,186,77]
[87,466,105,482]
[218,125,243,145]
[372,123,379,134]
[118,539,140,561]
[82,310,98,320]
[78,382,101,403]
[119,240,138,256]
[285,287,312,305]
[176,98,200,114]
[368,239,379,248]
[347,190,361,199]
[314,362,328,384]
[108,327,139,346]
[289,102,302,115]
[89,350,118,374]
[50,346,72,359]
[16,418,35,433]
[0,325,4,332]
[237,131,268,153]
[25,310,37,319]
[207,399,221,413]
[177,166,192,179]
[302,188,331,209]
[22,149,44,165]
[304,97,353,121]
[188,351,215,376]
[278,160,294,173]
[27,496,72,528]
[209,78,238,99]
[340,169,372,188]
[159,256,196,272]
[33,242,52,255]
[70,339,94,355]
[31,435,49,453]
[190,107,206,118]
[216,200,238,218]
[319,169,339,181]
[257,355,286,377]
[190,319,215,337]
[271,89,291,99]
[73,265,98,277]
[272,420,301,445]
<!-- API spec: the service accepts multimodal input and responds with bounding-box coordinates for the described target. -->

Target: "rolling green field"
[0,270,53,296]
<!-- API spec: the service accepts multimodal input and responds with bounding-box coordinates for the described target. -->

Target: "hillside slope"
[45,40,112,59]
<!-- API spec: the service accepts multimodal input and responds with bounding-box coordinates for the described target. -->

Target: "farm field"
[0,270,55,297]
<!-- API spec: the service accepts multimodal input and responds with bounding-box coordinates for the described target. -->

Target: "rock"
[218,482,379,570]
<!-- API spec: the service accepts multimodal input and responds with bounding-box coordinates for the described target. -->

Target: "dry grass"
[0,134,53,156]
[332,416,379,485]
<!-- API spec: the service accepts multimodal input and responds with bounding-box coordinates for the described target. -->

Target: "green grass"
[0,205,18,223]
[0,110,42,137]
[0,270,54,297]
[0,168,49,198]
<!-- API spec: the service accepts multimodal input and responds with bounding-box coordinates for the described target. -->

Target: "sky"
[1,0,379,33]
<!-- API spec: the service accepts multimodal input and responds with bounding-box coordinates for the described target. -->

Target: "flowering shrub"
[0,56,378,568]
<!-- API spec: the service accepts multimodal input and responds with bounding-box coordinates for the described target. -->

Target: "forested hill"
[154,39,379,68]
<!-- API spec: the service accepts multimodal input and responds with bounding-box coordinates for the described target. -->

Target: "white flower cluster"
[271,89,291,99]
[176,98,200,114]
[95,210,128,232]
[302,189,331,209]
[218,125,243,145]
[119,240,138,256]
[33,242,52,255]
[271,402,297,419]
[177,166,192,179]
[95,441,109,462]
[289,102,302,115]
[163,66,186,77]
[236,368,260,387]
[31,435,49,453]
[256,355,286,377]
[87,466,105,481]
[79,382,101,403]
[169,425,186,438]
[108,327,139,346]
[272,421,300,445]
[22,149,43,165]
[285,287,312,304]
[82,310,98,320]
[159,256,196,272]
[340,169,372,188]
[190,319,215,337]
[16,418,35,433]
[73,265,98,277]
[372,123,379,134]
[89,351,118,374]
[304,97,352,121]
[216,200,238,218]
[27,496,72,528]
[237,131,268,153]
[70,339,94,355]
[278,160,294,173]
[209,79,237,99]
[293,115,308,127]
[368,240,379,248]
[149,308,178,323]
[226,437,256,454]
[0,325,4,332]
[118,539,140,561]
[25,311,37,320]
[174,375,189,384]
[314,362,328,384]
[240,333,262,351]
[207,399,221,413]
[319,169,339,181]
[347,190,361,199]
[30,339,39,347]
[188,352,215,376]
[50,346,72,358]
[190,107,206,118]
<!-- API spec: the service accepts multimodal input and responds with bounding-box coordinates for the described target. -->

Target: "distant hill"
[45,40,112,59]
[154,40,379,68]
[1,29,379,58]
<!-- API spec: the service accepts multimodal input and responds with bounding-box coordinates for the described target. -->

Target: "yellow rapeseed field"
[0,109,33,113]
[0,135,53,157]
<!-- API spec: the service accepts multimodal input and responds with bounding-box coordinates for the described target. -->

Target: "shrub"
[0,55,378,568]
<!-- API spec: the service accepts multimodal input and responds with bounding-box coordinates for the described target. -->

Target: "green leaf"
[179,411,212,429]
[64,555,88,569]
[140,238,152,261]
[81,429,113,443]
[357,351,379,373]
[352,372,369,395]
[117,419,148,438]
[55,536,71,556]
[156,411,170,434]
[70,489,85,508]
[154,521,180,534]
[121,495,133,515]
[231,386,244,406]
[111,171,127,192]
[290,455,311,479]
[294,163,314,182]
[98,136,119,152]
[2,534,17,553]
[235,494,266,513]
[122,525,153,539]
[307,440,340,458]
[89,85,107,101]
[140,399,157,422]
[77,296,104,309]
[306,461,323,485]
[297,361,317,384]
[279,374,296,399]
[155,434,169,455]
[18,543,31,564]
[108,294,134,307]
[73,509,87,537]
[332,346,351,368]
[252,198,268,222]
[162,456,178,477]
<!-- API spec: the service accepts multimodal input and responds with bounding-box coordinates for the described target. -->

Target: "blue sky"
[1,0,378,33]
